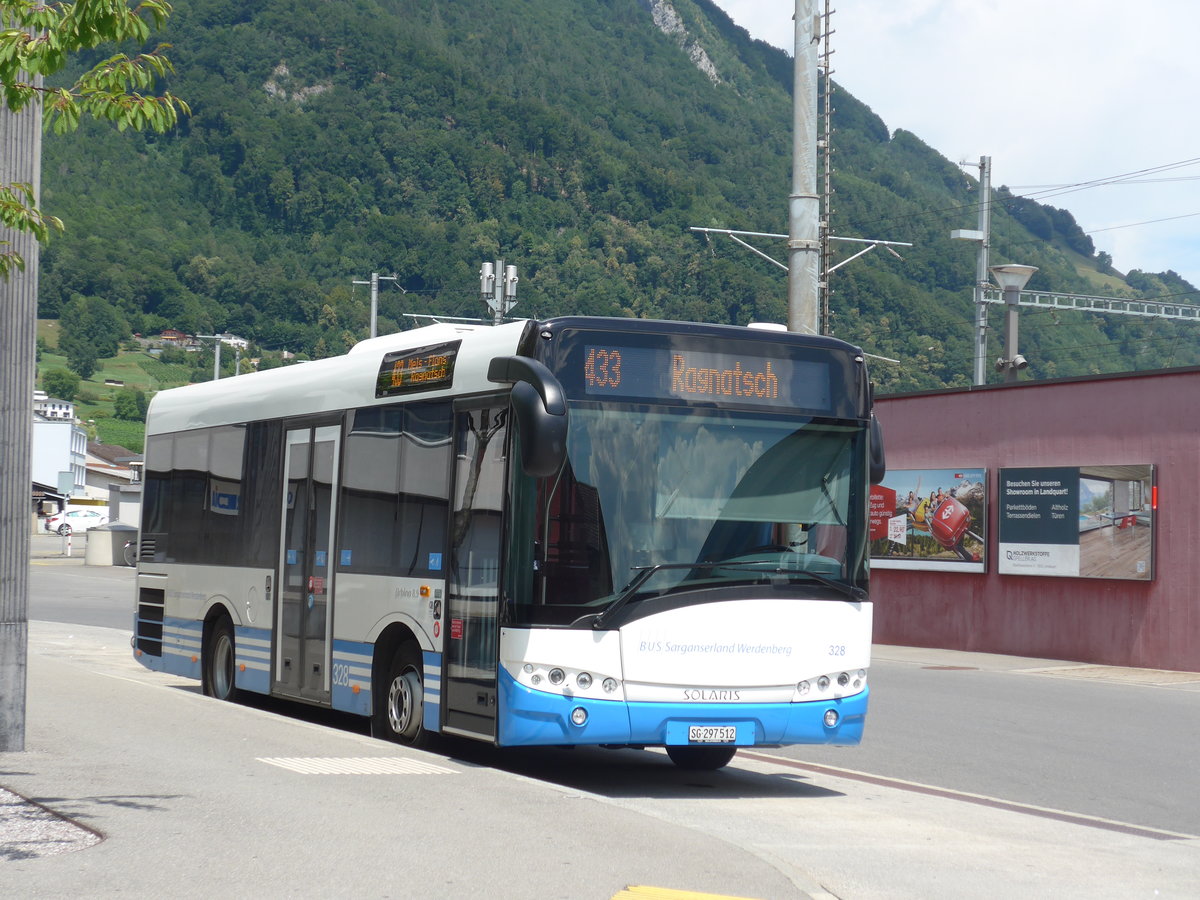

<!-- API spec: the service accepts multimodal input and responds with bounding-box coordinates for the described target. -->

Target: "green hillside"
[35,0,1200,398]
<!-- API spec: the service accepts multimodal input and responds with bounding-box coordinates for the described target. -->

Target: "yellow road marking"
[612,887,763,900]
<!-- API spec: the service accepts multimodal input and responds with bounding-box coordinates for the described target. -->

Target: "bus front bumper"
[496,667,868,748]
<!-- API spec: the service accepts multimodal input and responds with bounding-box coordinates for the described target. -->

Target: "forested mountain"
[37,0,1200,392]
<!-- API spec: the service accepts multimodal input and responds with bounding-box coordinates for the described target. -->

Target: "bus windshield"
[513,403,867,627]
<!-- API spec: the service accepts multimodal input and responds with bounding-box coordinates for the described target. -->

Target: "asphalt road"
[30,556,134,630]
[780,654,1200,838]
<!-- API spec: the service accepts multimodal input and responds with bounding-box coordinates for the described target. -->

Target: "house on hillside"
[33,390,75,421]
[216,332,250,350]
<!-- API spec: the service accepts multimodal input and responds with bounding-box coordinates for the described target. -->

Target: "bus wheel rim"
[388,670,420,735]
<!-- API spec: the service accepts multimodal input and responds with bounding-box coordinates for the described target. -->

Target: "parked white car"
[44,506,109,535]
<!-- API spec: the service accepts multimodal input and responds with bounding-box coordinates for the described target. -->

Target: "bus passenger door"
[275,423,341,704]
[443,405,508,740]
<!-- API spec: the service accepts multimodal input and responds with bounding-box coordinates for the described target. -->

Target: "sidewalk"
[2,621,812,899]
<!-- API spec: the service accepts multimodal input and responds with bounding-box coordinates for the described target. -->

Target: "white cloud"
[711,0,1200,288]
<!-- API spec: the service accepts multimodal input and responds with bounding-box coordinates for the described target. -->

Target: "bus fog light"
[602,677,619,693]
[571,707,588,726]
[824,709,840,728]
[576,672,592,689]
[817,676,830,691]
[837,672,850,687]
[797,680,811,695]
[549,668,565,685]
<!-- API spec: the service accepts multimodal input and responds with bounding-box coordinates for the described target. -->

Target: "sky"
[709,0,1200,292]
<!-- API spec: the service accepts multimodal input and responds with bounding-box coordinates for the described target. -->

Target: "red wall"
[871,368,1199,672]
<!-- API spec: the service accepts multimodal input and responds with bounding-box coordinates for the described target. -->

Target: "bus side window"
[338,401,452,578]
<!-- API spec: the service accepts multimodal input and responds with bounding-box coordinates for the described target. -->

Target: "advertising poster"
[869,468,986,573]
[998,465,1155,580]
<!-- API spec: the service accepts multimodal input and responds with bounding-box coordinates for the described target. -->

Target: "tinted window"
[338,401,452,577]
[139,421,281,567]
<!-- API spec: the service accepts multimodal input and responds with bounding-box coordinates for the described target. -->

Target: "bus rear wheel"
[373,642,427,747]
[203,617,240,702]
[665,745,737,770]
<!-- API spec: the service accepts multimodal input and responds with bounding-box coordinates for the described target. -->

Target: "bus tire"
[203,616,240,702]
[665,745,737,770]
[373,642,427,747]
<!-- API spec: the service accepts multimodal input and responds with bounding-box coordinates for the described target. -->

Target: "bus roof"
[145,320,529,435]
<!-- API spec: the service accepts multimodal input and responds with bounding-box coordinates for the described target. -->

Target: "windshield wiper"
[589,560,864,630]
[699,560,866,601]
[590,562,716,630]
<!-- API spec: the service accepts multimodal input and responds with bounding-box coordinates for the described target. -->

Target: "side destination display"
[581,344,832,412]
[375,341,460,398]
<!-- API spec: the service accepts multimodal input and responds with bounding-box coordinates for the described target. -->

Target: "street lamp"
[989,264,1038,383]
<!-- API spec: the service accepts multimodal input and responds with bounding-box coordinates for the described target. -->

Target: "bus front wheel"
[373,642,427,747]
[665,745,737,770]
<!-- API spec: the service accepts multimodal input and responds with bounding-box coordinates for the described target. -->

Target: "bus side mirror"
[869,413,886,485]
[487,356,569,477]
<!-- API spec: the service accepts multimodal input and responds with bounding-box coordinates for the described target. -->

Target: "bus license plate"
[688,725,736,743]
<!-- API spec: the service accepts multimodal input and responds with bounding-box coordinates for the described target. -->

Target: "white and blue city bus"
[133,316,884,769]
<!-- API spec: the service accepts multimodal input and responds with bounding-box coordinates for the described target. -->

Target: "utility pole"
[951,156,992,385]
[788,0,820,335]
[0,77,42,752]
[479,260,518,326]
[352,272,399,339]
[195,334,223,381]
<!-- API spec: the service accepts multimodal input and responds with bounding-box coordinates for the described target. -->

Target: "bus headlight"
[515,663,621,699]
[794,669,867,701]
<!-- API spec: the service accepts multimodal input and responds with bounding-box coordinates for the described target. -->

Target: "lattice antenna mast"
[817,0,835,335]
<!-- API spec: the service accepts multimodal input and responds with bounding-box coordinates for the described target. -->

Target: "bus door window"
[276,424,340,701]
[444,406,507,738]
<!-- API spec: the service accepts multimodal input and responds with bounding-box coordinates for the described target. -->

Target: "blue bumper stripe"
[235,625,272,695]
[422,651,442,733]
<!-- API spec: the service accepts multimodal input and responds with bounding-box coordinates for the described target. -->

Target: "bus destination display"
[583,344,831,411]
[376,340,460,398]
